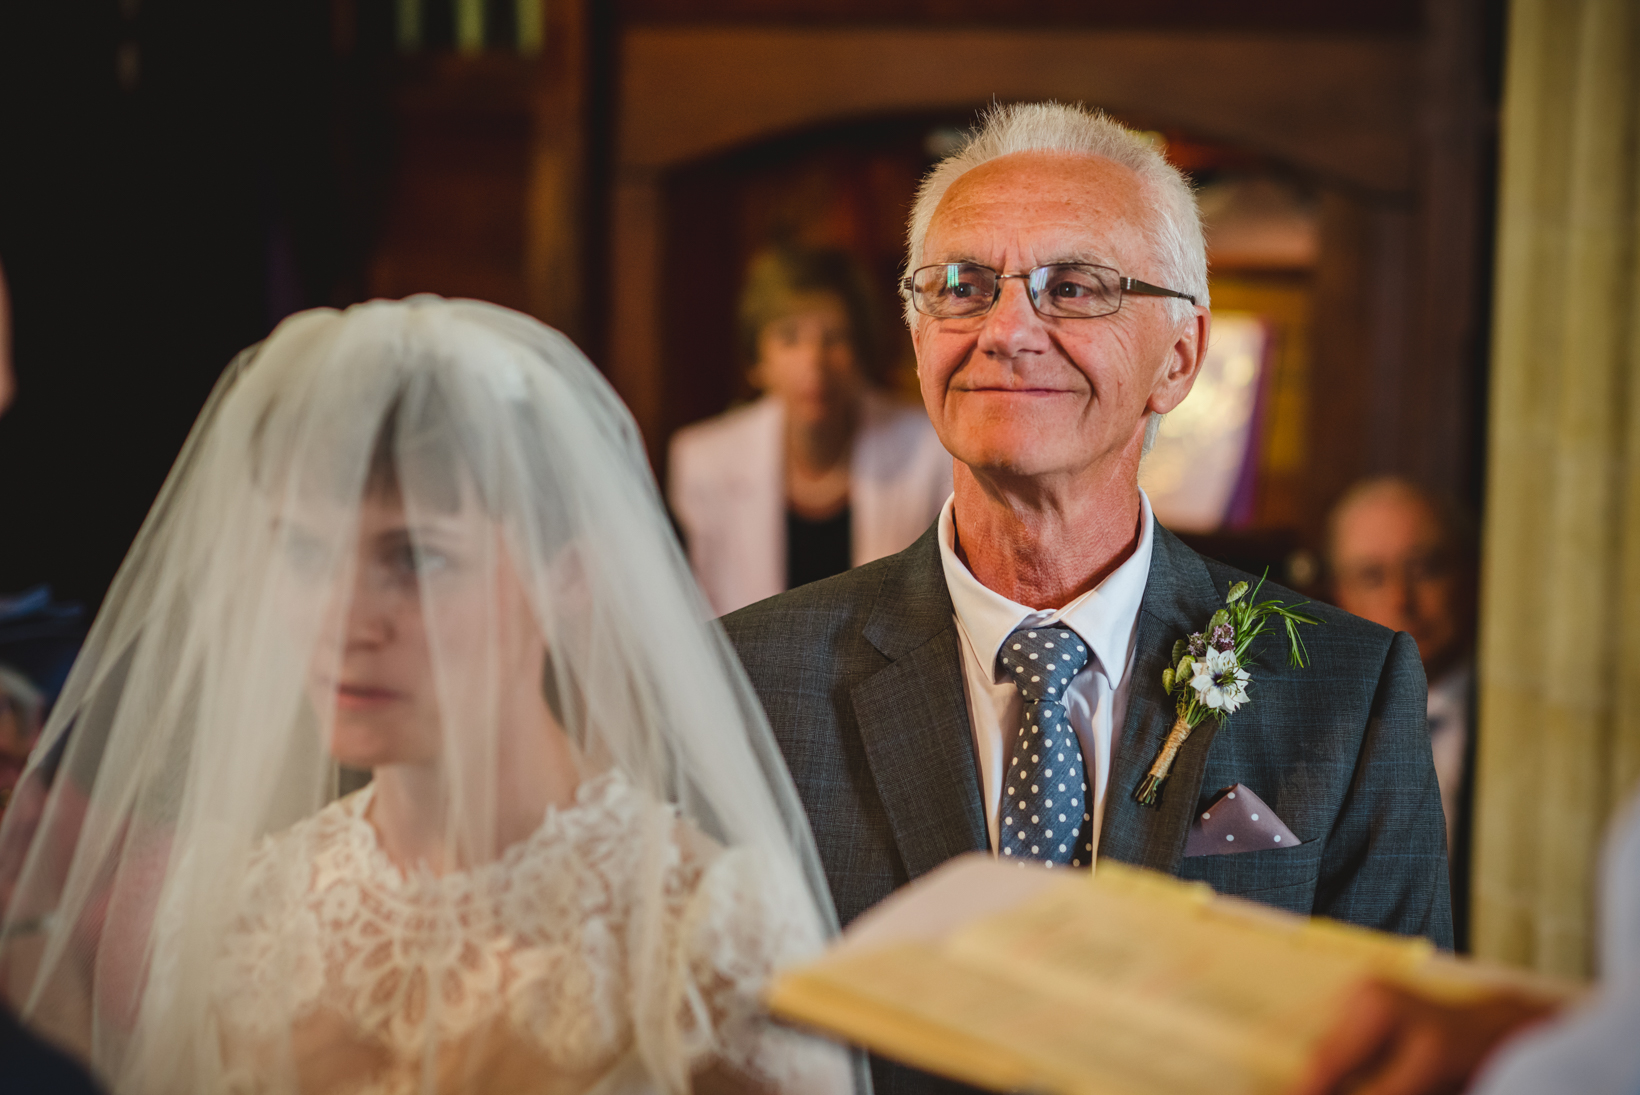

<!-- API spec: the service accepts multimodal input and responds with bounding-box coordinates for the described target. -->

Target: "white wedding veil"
[0,298,855,1094]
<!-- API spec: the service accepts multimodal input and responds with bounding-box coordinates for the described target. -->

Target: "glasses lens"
[912,264,996,317]
[1030,264,1121,317]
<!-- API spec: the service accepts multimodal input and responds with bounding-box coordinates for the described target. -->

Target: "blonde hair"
[738,244,882,382]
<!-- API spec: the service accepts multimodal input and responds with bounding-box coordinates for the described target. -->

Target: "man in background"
[1327,477,1477,948]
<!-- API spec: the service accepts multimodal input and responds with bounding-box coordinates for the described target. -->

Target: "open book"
[768,856,1572,1095]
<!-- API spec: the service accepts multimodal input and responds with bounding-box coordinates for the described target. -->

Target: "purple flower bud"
[1187,632,1207,658]
[1211,622,1235,652]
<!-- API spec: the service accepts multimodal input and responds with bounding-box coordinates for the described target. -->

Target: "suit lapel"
[1099,526,1228,873]
[852,527,989,880]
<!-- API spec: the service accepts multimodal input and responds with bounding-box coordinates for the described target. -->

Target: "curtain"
[1474,0,1640,977]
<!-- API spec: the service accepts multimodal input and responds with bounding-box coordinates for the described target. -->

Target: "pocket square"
[1183,783,1299,857]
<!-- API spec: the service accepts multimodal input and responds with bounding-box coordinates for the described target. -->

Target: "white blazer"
[668,391,953,616]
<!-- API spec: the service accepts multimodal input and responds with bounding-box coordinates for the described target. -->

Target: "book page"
[770,856,1521,1095]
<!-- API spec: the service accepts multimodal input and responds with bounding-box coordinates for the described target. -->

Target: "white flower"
[1189,647,1251,713]
[1203,646,1237,677]
[1188,654,1224,708]
[1217,666,1252,713]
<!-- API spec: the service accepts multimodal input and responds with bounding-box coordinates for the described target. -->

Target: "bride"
[0,298,857,1095]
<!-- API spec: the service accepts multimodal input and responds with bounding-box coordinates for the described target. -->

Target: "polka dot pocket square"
[1183,783,1300,857]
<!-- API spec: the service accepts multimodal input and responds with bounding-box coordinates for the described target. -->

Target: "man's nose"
[1390,572,1420,616]
[975,277,1049,359]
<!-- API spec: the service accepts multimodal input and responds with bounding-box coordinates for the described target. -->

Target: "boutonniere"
[1135,577,1321,808]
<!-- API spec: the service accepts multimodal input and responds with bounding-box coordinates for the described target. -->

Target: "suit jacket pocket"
[1174,839,1321,915]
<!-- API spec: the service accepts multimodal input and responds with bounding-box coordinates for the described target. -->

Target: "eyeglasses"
[901,262,1197,320]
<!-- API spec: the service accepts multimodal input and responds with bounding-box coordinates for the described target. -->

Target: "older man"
[724,102,1449,1093]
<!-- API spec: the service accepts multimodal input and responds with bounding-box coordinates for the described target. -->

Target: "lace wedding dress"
[214,771,842,1095]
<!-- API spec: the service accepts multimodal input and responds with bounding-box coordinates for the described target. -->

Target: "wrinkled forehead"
[923,151,1153,271]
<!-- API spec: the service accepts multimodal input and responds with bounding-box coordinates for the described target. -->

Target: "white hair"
[902,101,1209,328]
[904,102,1207,458]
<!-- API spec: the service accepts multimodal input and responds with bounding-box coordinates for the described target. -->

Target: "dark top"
[0,1007,103,1094]
[786,506,851,590]
[724,522,1452,1095]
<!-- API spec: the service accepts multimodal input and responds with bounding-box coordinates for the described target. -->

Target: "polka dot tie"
[997,625,1093,867]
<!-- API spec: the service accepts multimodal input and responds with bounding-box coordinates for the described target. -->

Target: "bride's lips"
[333,683,408,710]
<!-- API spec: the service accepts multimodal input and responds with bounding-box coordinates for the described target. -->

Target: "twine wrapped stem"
[1134,713,1195,808]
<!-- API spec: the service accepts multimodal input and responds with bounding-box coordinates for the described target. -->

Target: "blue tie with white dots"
[997,625,1093,867]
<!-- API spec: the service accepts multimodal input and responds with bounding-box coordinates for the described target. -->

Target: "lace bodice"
[213,771,843,1095]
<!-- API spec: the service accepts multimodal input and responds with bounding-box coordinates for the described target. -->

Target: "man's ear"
[1146,305,1211,416]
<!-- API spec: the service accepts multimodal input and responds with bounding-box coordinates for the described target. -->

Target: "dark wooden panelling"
[367,56,533,308]
[619,28,1419,195]
[619,0,1421,34]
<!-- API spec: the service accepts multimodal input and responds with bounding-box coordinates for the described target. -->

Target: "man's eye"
[1045,273,1099,298]
[943,270,991,298]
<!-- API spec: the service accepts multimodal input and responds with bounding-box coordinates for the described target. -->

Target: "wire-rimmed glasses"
[901,262,1197,319]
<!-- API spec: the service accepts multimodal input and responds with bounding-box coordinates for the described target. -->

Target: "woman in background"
[668,245,950,616]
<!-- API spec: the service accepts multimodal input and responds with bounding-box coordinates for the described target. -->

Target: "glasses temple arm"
[1119,277,1197,306]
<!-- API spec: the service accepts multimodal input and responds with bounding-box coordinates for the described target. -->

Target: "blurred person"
[0,266,103,1094]
[0,666,41,814]
[1328,478,1477,946]
[724,101,1450,1095]
[669,244,951,615]
[0,298,855,1095]
[0,254,84,789]
[1293,784,1640,1095]
[0,587,86,707]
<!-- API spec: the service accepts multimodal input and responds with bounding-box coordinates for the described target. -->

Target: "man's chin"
[947,438,1085,483]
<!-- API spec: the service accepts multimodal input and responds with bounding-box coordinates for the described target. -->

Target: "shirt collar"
[937,491,1154,687]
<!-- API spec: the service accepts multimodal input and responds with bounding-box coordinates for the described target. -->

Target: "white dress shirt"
[937,492,1155,859]
[1425,658,1472,856]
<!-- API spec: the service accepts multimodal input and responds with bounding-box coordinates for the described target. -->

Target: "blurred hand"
[1290,981,1559,1095]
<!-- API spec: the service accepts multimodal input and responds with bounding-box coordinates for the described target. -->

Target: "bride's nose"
[342,569,402,647]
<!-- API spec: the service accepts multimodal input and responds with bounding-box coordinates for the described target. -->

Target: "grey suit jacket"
[724,522,1452,1095]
